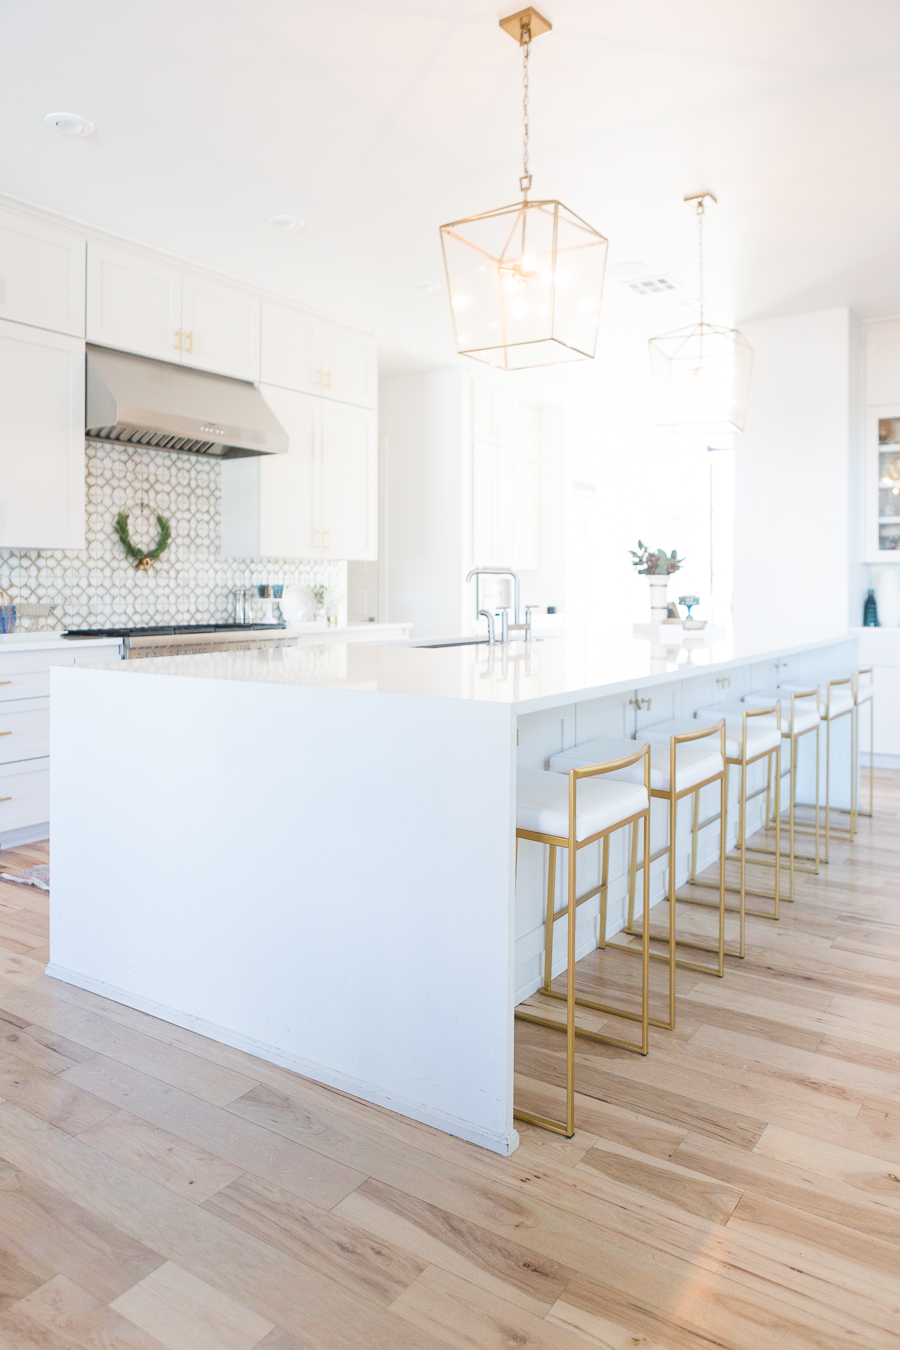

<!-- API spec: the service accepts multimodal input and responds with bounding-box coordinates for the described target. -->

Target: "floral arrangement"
[629,540,684,576]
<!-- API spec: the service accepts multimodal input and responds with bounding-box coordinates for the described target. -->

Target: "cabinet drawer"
[0,700,49,765]
[0,672,49,701]
[0,759,48,832]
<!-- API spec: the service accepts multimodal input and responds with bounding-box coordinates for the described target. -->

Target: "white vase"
[648,575,669,624]
[873,566,900,627]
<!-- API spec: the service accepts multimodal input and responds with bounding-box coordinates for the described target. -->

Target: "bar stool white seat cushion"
[548,735,722,794]
[517,768,648,843]
[855,682,874,703]
[650,713,781,760]
[778,681,855,719]
[742,690,820,733]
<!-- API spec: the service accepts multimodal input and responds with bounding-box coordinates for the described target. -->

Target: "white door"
[0,210,85,338]
[181,273,260,381]
[319,402,377,560]
[513,454,541,569]
[0,320,85,548]
[320,323,377,408]
[260,300,322,395]
[86,242,182,362]
[472,440,494,566]
[472,378,516,444]
[258,387,319,557]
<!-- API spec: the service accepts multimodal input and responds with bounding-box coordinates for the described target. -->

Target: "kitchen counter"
[81,625,855,713]
[0,632,125,652]
[49,626,858,1156]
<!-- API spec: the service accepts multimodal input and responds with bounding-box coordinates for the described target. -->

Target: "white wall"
[732,308,851,652]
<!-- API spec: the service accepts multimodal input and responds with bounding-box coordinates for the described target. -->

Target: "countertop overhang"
[67,626,858,715]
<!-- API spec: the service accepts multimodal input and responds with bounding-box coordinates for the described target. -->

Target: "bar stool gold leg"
[540,844,557,994]
[564,811,576,1138]
[598,836,610,950]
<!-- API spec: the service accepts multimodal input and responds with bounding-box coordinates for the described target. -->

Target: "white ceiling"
[4,0,900,375]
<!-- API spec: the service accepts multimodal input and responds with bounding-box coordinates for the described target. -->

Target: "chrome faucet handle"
[524,604,539,636]
[478,609,495,646]
[495,607,510,644]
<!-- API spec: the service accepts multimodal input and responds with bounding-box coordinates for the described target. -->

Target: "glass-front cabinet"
[878,416,900,553]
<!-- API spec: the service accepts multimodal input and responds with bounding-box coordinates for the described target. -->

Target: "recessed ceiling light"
[267,215,304,231]
[44,112,94,137]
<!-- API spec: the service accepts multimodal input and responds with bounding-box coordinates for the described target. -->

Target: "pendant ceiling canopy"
[649,194,754,435]
[440,9,608,371]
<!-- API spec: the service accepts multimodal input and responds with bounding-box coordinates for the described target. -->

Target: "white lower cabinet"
[0,320,85,549]
[0,759,49,835]
[0,700,49,765]
[221,386,376,560]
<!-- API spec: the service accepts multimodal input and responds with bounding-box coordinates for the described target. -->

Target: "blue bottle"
[863,589,879,627]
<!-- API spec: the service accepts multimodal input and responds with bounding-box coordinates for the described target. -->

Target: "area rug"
[0,865,49,891]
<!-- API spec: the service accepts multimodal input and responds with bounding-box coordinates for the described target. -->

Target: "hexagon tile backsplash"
[0,443,346,631]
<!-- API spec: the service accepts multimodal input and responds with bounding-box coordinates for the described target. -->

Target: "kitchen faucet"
[466,567,535,641]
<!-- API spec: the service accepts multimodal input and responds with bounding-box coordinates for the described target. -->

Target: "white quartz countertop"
[73,626,857,713]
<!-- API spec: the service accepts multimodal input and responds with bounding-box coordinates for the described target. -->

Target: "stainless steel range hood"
[85,345,288,458]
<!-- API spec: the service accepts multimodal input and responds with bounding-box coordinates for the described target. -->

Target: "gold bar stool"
[514,746,651,1138]
[549,724,726,1032]
[741,688,820,884]
[853,668,875,819]
[776,679,855,863]
[644,705,783,955]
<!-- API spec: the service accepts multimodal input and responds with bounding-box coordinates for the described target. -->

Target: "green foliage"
[114,511,172,569]
[628,539,685,576]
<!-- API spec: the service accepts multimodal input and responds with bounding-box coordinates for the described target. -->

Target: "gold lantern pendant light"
[440,8,609,370]
[649,193,753,435]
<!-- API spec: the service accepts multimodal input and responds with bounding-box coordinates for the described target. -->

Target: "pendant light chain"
[696,196,705,328]
[519,16,532,197]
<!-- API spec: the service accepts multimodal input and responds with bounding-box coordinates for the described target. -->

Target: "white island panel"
[50,664,518,1154]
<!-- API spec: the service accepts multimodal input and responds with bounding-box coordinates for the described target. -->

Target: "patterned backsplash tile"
[0,443,346,630]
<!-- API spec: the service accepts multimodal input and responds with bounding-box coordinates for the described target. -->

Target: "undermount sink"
[412,636,489,648]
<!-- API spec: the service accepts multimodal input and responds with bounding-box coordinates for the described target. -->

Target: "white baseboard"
[45,965,519,1157]
[0,823,49,850]
[860,753,900,770]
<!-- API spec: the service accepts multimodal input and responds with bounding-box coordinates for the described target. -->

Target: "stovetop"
[63,623,287,639]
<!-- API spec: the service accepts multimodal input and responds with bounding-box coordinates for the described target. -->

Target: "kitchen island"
[50,627,858,1155]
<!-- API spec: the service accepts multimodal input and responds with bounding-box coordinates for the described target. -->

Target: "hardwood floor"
[0,774,895,1347]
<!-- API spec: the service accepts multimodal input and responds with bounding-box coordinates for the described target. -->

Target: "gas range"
[63,623,293,660]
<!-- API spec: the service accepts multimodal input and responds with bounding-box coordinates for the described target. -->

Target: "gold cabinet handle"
[324,370,332,389]
[186,331,194,354]
[0,682,10,687]
[0,797,11,803]
[324,525,331,552]
[315,368,323,387]
[174,328,182,351]
[0,732,11,737]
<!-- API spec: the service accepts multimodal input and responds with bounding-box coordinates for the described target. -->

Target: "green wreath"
[114,510,172,571]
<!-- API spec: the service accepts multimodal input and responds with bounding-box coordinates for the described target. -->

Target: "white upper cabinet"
[181,273,260,382]
[513,455,540,570]
[320,323,377,408]
[260,301,320,395]
[473,379,516,445]
[86,242,182,362]
[87,245,260,380]
[259,300,376,409]
[0,319,85,549]
[221,388,376,561]
[320,402,377,560]
[0,210,85,338]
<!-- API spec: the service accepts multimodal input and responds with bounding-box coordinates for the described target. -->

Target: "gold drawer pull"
[0,682,10,687]
[0,797,11,803]
[0,731,10,737]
